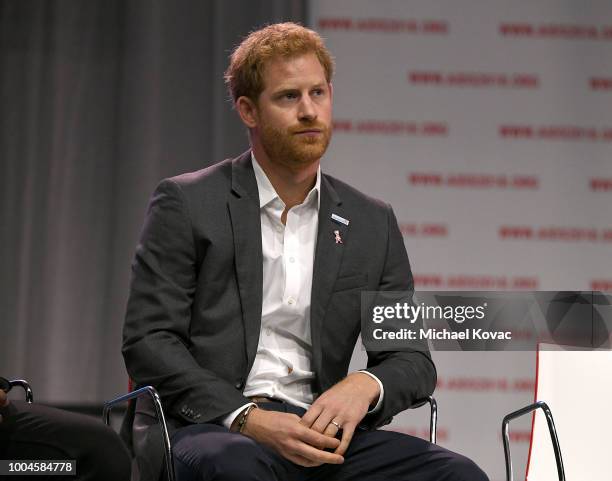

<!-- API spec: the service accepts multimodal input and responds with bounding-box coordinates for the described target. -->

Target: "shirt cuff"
[357,370,384,413]
[220,402,256,430]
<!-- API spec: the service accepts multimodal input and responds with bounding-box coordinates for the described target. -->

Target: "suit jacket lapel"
[311,176,349,387]
[228,151,263,372]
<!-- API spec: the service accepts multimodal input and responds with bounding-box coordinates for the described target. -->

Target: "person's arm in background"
[0,388,7,423]
[0,377,10,423]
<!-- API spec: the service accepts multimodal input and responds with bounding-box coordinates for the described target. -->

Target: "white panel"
[528,345,612,481]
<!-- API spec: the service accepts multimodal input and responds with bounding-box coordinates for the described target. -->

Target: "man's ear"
[236,96,258,129]
[328,82,333,102]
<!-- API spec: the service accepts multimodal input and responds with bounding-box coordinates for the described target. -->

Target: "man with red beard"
[123,23,488,481]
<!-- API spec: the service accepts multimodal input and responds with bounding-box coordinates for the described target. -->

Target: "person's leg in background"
[0,401,131,481]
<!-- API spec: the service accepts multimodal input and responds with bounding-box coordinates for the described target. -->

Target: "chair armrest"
[413,395,437,444]
[502,401,565,481]
[7,379,34,403]
[103,386,175,481]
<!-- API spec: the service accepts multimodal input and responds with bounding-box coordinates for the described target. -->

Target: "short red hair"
[224,22,334,104]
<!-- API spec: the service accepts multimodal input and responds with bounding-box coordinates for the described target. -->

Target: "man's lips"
[294,129,322,135]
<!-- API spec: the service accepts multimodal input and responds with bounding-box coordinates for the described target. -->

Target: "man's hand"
[242,408,344,467]
[299,372,380,456]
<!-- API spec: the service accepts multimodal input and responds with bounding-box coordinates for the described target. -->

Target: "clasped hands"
[242,372,380,467]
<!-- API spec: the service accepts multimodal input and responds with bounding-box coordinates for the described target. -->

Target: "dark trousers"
[0,401,131,481]
[172,402,489,481]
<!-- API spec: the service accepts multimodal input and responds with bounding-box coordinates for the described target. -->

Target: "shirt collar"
[251,151,321,210]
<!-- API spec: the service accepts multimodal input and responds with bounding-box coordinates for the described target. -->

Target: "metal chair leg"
[502,401,565,481]
[103,386,175,481]
[415,396,437,444]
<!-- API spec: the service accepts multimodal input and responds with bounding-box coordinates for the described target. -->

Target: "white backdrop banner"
[309,1,612,479]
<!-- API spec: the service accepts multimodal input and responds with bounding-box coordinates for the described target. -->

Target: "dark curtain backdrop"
[0,0,308,403]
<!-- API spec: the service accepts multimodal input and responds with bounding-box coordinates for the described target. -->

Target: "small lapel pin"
[334,230,343,244]
[331,213,349,226]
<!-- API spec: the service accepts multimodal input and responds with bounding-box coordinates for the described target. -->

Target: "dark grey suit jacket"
[121,151,436,476]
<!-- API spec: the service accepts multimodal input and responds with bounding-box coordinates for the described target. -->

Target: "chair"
[502,343,612,481]
[502,401,564,481]
[103,384,437,481]
[415,395,438,444]
[103,385,175,481]
[0,377,34,403]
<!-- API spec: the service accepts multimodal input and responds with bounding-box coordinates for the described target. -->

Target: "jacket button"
[235,381,244,389]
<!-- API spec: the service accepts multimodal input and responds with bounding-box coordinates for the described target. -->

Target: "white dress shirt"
[222,153,383,428]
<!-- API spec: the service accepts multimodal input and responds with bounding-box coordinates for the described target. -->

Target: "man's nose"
[298,96,317,122]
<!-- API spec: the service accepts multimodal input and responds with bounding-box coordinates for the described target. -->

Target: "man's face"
[252,52,332,168]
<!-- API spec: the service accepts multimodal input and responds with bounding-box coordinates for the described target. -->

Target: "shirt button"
[287,297,295,305]
[276,225,283,232]
[266,327,272,335]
